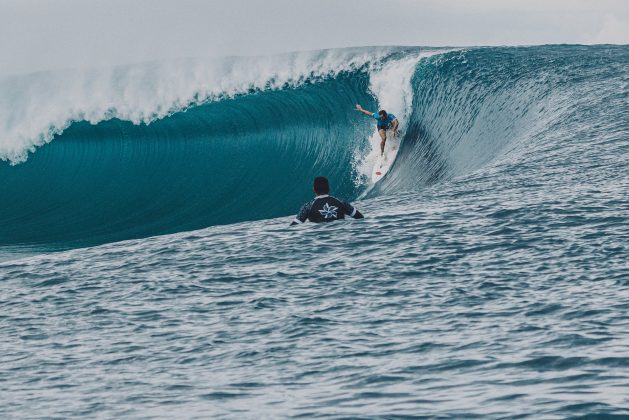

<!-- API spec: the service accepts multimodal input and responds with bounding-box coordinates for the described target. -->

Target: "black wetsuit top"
[292,195,364,225]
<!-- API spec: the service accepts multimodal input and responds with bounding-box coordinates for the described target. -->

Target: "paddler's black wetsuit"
[291,195,364,225]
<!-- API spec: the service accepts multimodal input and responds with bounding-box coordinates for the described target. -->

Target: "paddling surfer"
[355,104,399,156]
[291,176,364,226]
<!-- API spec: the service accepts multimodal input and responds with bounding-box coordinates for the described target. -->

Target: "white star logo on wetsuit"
[318,203,338,219]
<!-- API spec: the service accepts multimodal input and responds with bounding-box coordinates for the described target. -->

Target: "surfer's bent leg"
[378,128,387,155]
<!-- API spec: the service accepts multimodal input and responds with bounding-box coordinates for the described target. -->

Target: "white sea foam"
[0,47,398,164]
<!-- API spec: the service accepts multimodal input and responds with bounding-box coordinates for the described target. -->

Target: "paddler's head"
[378,110,388,121]
[313,176,330,196]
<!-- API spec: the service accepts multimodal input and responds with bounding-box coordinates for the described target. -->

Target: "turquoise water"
[1,45,628,417]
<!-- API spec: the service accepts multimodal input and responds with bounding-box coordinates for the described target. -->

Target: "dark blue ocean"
[1,45,628,418]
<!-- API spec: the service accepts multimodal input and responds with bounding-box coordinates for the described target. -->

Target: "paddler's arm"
[352,209,365,219]
[391,118,399,136]
[342,201,364,220]
[355,104,374,117]
[290,202,311,226]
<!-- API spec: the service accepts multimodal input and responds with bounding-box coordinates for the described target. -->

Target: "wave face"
[1,45,627,249]
[0,74,374,247]
[373,45,629,194]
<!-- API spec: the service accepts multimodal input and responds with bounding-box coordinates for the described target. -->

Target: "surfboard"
[372,153,388,181]
[371,138,399,183]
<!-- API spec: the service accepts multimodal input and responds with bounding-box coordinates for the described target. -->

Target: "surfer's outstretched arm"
[355,104,374,117]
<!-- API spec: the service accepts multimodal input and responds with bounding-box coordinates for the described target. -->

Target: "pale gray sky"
[1,0,628,75]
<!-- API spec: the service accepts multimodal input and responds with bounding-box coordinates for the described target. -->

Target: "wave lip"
[0,47,399,164]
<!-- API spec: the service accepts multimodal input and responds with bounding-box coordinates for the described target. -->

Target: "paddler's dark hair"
[378,110,387,117]
[314,176,330,195]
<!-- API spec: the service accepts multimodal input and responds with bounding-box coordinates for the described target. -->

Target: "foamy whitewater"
[1,45,628,418]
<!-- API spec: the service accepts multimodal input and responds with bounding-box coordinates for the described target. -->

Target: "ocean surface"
[1,45,628,418]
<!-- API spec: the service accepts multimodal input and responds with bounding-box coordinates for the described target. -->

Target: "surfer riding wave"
[355,104,399,156]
